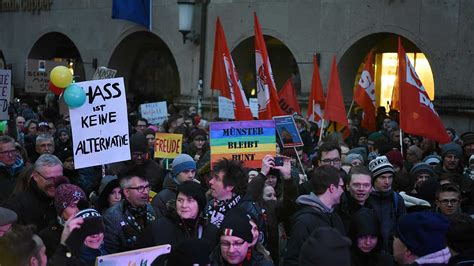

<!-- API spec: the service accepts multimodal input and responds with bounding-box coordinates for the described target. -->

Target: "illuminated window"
[374,52,434,111]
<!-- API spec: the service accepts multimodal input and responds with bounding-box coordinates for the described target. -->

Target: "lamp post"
[177,0,209,116]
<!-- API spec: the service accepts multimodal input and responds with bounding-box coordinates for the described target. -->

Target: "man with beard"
[103,172,156,253]
[3,154,63,232]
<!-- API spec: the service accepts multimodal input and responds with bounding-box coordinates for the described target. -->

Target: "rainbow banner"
[210,120,276,169]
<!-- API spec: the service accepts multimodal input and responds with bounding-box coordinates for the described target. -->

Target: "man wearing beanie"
[368,155,406,253]
[393,212,451,265]
[212,208,272,266]
[108,132,164,192]
[460,131,474,161]
[299,227,351,266]
[152,153,197,218]
[0,207,17,237]
[410,162,436,193]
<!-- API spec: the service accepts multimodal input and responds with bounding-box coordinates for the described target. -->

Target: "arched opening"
[109,31,179,112]
[339,33,435,112]
[231,35,300,98]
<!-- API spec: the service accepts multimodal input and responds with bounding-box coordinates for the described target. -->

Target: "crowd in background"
[0,99,473,266]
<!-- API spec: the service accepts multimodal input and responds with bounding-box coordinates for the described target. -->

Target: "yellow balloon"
[50,66,73,88]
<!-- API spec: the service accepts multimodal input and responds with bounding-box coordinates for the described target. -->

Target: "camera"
[274,156,284,166]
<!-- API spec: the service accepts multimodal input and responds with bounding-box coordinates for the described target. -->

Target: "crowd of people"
[0,100,473,266]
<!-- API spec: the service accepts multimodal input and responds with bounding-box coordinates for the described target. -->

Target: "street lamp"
[177,0,200,44]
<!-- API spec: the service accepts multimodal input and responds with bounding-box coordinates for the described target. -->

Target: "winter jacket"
[102,200,156,253]
[39,221,63,258]
[284,192,345,266]
[2,180,56,232]
[211,245,274,266]
[151,174,177,218]
[0,157,24,204]
[49,243,107,266]
[369,189,406,253]
[337,192,374,233]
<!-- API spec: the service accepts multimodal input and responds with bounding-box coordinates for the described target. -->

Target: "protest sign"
[273,115,303,148]
[210,120,276,169]
[69,77,130,169]
[25,59,66,93]
[96,244,171,266]
[154,133,182,159]
[93,66,117,80]
[140,101,168,125]
[218,96,235,119]
[0,69,11,120]
[249,98,258,118]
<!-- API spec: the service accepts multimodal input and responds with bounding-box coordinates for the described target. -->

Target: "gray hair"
[0,135,15,145]
[33,154,62,172]
[35,134,54,145]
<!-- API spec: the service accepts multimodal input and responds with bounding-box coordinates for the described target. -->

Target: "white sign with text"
[218,96,235,119]
[140,101,168,125]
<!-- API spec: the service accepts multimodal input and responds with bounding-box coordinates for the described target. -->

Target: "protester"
[435,183,463,217]
[30,133,55,162]
[0,135,25,203]
[134,118,148,134]
[298,227,351,266]
[446,213,474,265]
[393,212,451,265]
[103,172,156,253]
[0,224,48,266]
[97,175,121,214]
[3,154,64,232]
[0,207,17,237]
[185,128,209,163]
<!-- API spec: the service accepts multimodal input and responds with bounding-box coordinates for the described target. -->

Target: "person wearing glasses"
[435,183,462,217]
[0,135,25,203]
[284,165,346,266]
[29,133,55,163]
[3,154,63,232]
[134,118,148,134]
[103,172,156,253]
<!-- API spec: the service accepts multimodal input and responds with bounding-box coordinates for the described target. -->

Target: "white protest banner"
[218,96,235,119]
[96,244,171,266]
[69,77,130,169]
[249,98,258,118]
[140,101,168,125]
[93,66,117,80]
[0,69,11,120]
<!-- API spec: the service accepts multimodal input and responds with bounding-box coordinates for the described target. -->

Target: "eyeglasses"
[438,199,459,205]
[220,240,245,249]
[127,185,151,193]
[35,171,61,182]
[0,149,19,156]
[321,158,341,164]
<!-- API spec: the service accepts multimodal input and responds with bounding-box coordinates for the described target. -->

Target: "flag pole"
[293,147,307,182]
[318,119,325,143]
[346,99,354,118]
[149,0,153,31]
[399,128,404,160]
[210,89,214,121]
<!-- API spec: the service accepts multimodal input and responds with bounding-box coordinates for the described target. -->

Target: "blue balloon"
[63,84,86,108]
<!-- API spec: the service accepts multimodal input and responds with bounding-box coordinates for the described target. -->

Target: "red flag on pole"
[278,78,301,115]
[324,56,350,138]
[307,54,325,129]
[254,12,284,119]
[210,17,253,121]
[397,38,450,144]
[354,51,376,131]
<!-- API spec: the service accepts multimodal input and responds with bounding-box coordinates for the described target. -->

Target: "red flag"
[278,78,301,115]
[397,38,450,144]
[324,56,350,138]
[210,17,253,121]
[307,55,325,128]
[354,51,376,131]
[254,13,284,119]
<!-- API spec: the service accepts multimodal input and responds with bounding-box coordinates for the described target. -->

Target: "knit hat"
[395,212,450,257]
[177,181,207,212]
[167,239,212,266]
[342,153,363,166]
[54,184,86,216]
[441,142,463,158]
[348,147,367,161]
[130,132,148,153]
[386,150,403,170]
[410,162,435,177]
[0,207,17,226]
[368,132,384,142]
[423,155,441,166]
[460,131,474,147]
[369,156,394,179]
[172,154,196,177]
[349,208,380,241]
[220,209,253,243]
[299,227,352,266]
[38,121,49,129]
[66,208,104,255]
[190,128,207,141]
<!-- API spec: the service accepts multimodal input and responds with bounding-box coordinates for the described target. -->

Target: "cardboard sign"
[210,120,276,169]
[0,69,11,120]
[249,98,258,118]
[273,115,303,148]
[96,244,171,266]
[140,101,168,125]
[218,96,235,119]
[93,66,117,80]
[69,77,130,169]
[154,133,182,159]
[25,59,66,93]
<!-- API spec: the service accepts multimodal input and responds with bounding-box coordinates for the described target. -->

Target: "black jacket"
[151,174,177,218]
[0,157,24,204]
[284,192,345,266]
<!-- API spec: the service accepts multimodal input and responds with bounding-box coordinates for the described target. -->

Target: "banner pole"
[399,128,404,160]
[318,118,325,143]
[346,99,354,118]
[294,147,307,182]
[210,89,214,121]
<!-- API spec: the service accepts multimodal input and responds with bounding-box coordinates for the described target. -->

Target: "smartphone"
[274,156,284,166]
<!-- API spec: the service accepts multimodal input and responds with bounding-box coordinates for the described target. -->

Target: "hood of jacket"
[296,192,332,213]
